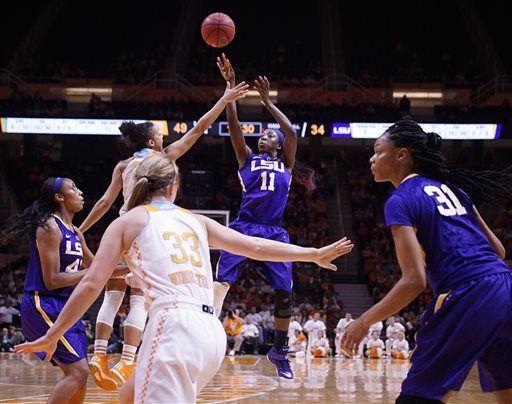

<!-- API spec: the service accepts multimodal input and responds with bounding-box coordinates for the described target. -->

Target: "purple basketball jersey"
[237,152,292,225]
[24,214,83,298]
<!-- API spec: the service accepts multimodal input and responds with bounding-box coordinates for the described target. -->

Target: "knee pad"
[274,290,292,318]
[96,290,125,326]
[124,295,147,332]
[213,281,230,317]
[395,393,442,404]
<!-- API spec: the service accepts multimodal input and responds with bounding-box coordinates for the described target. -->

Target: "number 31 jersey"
[124,201,213,307]
[384,175,510,294]
[237,152,292,225]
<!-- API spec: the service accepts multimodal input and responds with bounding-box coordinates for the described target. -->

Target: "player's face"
[370,134,401,183]
[150,127,164,151]
[58,179,84,213]
[258,129,280,154]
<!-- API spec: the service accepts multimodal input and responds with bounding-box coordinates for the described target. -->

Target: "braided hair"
[385,120,512,205]
[0,177,63,245]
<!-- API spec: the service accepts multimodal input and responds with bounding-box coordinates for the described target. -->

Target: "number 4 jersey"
[384,175,510,294]
[237,153,292,225]
[24,214,83,298]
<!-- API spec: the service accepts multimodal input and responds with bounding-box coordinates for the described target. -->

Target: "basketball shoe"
[111,359,136,385]
[267,345,293,379]
[89,355,120,391]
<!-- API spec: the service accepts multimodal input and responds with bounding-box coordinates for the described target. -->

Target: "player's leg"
[399,273,511,401]
[213,249,247,317]
[118,375,135,404]
[475,273,512,402]
[90,278,126,390]
[48,358,89,404]
[111,288,146,385]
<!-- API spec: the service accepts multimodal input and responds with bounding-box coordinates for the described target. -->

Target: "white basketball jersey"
[123,200,213,307]
[119,148,157,215]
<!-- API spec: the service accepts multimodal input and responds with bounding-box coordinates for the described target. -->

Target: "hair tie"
[51,177,63,193]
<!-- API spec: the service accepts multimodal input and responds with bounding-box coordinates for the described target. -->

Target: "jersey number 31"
[423,184,467,217]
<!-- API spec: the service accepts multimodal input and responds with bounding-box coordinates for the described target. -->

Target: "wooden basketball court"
[0,353,495,403]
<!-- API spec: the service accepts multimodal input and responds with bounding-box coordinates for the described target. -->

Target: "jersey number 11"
[260,171,275,191]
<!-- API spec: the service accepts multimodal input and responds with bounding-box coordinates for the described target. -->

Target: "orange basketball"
[201,13,235,48]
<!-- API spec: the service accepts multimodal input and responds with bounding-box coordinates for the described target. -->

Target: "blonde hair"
[127,155,179,210]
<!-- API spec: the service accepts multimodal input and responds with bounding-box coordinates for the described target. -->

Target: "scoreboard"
[0,117,501,140]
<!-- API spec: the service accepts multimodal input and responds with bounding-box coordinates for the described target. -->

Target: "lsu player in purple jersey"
[78,81,248,390]
[214,54,344,379]
[342,120,512,403]
[0,177,107,403]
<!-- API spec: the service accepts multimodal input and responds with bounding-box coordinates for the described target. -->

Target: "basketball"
[201,12,235,48]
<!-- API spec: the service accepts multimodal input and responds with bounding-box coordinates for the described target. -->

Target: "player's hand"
[222,81,249,103]
[253,75,271,105]
[217,53,235,84]
[313,237,354,271]
[15,334,58,362]
[341,318,369,356]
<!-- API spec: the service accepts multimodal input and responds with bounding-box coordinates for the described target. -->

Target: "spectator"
[290,329,307,357]
[385,317,406,356]
[357,321,384,358]
[391,332,410,359]
[223,310,244,356]
[0,301,20,328]
[365,331,385,359]
[1,328,13,352]
[311,330,331,357]
[242,317,260,355]
[303,312,326,353]
[334,313,353,357]
[288,315,302,348]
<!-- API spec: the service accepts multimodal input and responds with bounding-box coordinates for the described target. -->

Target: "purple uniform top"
[24,214,83,299]
[384,175,510,294]
[237,152,292,225]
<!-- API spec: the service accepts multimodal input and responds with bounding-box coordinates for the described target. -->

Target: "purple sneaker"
[266,345,293,379]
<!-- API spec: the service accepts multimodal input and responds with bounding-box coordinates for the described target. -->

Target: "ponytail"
[0,177,63,245]
[386,119,512,205]
[126,156,179,210]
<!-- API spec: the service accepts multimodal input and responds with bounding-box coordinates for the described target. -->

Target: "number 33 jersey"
[124,201,213,307]
[384,175,510,294]
[237,153,292,225]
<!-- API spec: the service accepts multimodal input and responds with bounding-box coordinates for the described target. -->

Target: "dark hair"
[119,121,154,150]
[0,177,63,244]
[385,119,512,205]
[292,162,317,194]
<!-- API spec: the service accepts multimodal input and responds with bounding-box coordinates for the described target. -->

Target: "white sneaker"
[228,350,235,356]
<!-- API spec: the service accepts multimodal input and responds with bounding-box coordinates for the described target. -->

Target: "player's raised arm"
[197,214,353,270]
[38,219,88,290]
[217,53,251,168]
[164,79,249,161]
[254,76,297,170]
[79,161,124,233]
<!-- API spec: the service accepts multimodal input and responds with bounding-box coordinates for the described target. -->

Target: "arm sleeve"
[385,194,414,227]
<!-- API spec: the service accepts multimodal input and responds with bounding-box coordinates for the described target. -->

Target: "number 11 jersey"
[237,153,292,225]
[384,175,510,294]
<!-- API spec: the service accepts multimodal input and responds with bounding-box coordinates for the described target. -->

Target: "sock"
[94,339,108,356]
[274,329,289,349]
[121,344,137,364]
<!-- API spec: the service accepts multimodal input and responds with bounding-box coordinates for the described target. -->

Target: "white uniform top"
[119,148,157,215]
[288,320,303,340]
[386,323,406,339]
[367,338,385,349]
[336,318,353,331]
[124,201,213,308]
[312,337,329,349]
[367,321,384,338]
[392,339,410,352]
[303,319,326,334]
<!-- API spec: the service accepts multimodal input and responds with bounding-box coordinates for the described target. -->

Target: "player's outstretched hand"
[313,237,354,271]
[217,53,235,84]
[15,334,58,362]
[341,318,369,356]
[253,75,271,105]
[222,81,249,103]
